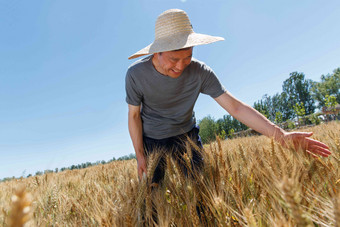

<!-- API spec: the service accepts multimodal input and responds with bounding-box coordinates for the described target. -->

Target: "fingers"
[138,170,142,180]
[307,144,332,157]
[283,131,332,158]
[305,137,330,150]
[288,131,313,139]
[137,155,147,180]
[304,137,331,157]
[138,167,147,181]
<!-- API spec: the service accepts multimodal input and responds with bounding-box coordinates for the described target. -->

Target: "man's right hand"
[137,154,147,181]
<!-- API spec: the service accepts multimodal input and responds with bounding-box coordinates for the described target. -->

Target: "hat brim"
[128,32,224,59]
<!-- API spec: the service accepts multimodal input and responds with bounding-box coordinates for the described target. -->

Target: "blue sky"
[1,0,339,179]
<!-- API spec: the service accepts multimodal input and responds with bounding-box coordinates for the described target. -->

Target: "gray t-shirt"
[126,56,226,139]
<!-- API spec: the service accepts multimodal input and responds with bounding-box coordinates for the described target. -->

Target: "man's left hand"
[279,131,331,157]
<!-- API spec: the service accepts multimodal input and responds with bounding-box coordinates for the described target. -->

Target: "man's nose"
[175,61,186,70]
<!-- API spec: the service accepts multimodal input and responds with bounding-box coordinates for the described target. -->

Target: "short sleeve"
[200,64,226,98]
[125,70,143,106]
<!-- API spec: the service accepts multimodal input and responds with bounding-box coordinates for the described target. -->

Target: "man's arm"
[214,92,331,157]
[128,104,147,180]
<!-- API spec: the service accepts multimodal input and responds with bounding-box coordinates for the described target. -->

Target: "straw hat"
[128,9,224,59]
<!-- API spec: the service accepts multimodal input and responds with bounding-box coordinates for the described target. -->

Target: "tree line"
[198,68,340,144]
[0,153,136,182]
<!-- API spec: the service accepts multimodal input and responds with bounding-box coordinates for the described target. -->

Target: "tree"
[231,117,248,132]
[271,92,292,122]
[311,68,340,109]
[218,115,233,137]
[282,72,315,118]
[198,116,218,144]
[129,153,136,160]
[261,94,276,121]
[35,171,43,176]
[216,118,226,137]
[253,99,270,119]
[253,92,294,122]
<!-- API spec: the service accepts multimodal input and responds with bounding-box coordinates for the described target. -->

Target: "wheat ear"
[8,187,32,227]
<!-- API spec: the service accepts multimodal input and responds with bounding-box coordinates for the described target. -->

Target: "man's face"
[152,48,193,78]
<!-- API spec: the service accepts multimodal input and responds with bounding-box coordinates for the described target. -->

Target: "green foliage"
[282,72,315,118]
[117,153,136,161]
[199,114,249,143]
[228,128,235,138]
[1,153,138,181]
[293,102,306,117]
[198,116,218,144]
[253,100,269,119]
[35,171,43,176]
[253,92,296,122]
[257,94,287,122]
[324,95,339,111]
[249,69,337,126]
[271,93,289,121]
[286,120,296,129]
[308,113,321,125]
[219,129,226,140]
[275,111,283,124]
[180,69,338,147]
[0,177,15,182]
[199,68,338,143]
[217,115,247,137]
[311,68,340,108]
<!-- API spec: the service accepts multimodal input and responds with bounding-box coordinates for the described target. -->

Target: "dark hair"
[158,47,193,55]
[174,47,193,52]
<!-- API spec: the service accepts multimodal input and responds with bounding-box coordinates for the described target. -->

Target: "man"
[126,9,331,183]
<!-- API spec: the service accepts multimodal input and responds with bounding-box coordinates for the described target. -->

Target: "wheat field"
[1,121,339,226]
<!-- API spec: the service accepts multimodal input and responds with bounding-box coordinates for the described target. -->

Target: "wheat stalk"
[335,192,340,227]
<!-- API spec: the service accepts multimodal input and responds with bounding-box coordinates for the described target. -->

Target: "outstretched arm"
[128,104,147,180]
[214,91,331,157]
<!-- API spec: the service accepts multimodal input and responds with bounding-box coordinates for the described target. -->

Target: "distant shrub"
[308,113,321,125]
[286,120,296,129]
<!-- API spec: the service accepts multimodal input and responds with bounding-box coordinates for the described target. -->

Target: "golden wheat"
[0,121,339,226]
